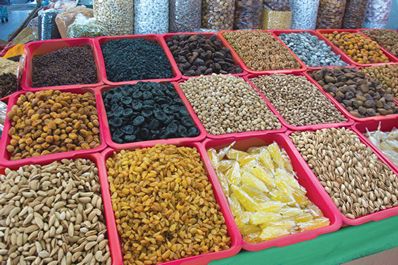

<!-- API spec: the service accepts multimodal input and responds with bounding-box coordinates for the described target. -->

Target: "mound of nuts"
[310,68,398,118]
[361,64,398,98]
[222,30,300,71]
[6,90,100,160]
[323,32,389,64]
[180,74,281,135]
[251,74,346,126]
[362,29,398,57]
[0,159,111,264]
[107,145,231,264]
[291,128,398,219]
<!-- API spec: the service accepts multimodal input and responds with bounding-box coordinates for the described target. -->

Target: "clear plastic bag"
[93,0,133,35]
[263,8,292,30]
[234,0,263,29]
[0,101,7,125]
[169,0,201,32]
[134,0,169,34]
[316,0,347,29]
[343,0,368,28]
[202,0,235,30]
[67,13,107,38]
[55,6,93,38]
[264,0,291,11]
[364,0,392,28]
[38,9,61,40]
[290,0,320,29]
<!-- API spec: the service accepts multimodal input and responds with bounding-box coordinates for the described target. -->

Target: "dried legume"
[0,159,111,264]
[291,128,398,219]
[107,145,231,264]
[222,30,300,71]
[361,64,398,98]
[252,74,346,126]
[7,90,100,160]
[180,75,280,135]
[362,29,398,58]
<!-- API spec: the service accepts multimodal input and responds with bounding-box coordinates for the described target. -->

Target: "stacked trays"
[1,29,398,265]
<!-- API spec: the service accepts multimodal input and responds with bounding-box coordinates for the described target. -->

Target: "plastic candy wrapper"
[363,0,392,29]
[55,6,93,38]
[366,125,398,167]
[38,9,61,40]
[263,7,292,30]
[316,0,347,29]
[208,142,330,243]
[0,100,7,136]
[290,0,320,29]
[93,0,133,35]
[264,0,290,11]
[67,13,107,38]
[343,0,368,28]
[202,0,235,30]
[169,0,201,32]
[234,0,263,29]
[134,0,169,34]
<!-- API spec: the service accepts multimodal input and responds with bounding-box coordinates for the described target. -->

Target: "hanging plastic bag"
[55,6,93,38]
[363,0,392,28]
[67,13,107,38]
[343,0,368,28]
[202,0,235,30]
[38,9,61,40]
[263,6,292,30]
[316,0,347,29]
[93,0,134,35]
[169,0,201,32]
[234,0,263,29]
[264,0,290,11]
[290,0,320,29]
[134,0,169,34]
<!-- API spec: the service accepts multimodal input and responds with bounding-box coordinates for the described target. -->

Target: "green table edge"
[211,215,398,265]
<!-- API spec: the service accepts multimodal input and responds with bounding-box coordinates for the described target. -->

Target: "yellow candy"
[299,217,330,231]
[217,160,234,174]
[258,149,274,172]
[250,212,282,225]
[225,161,241,185]
[267,142,285,168]
[294,212,314,223]
[207,149,219,168]
[227,148,249,161]
[241,184,269,203]
[231,185,259,212]
[259,227,289,241]
[241,171,269,192]
[258,201,285,213]
[243,164,275,189]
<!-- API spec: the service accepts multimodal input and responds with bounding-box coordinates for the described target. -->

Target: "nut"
[362,29,398,57]
[361,64,398,98]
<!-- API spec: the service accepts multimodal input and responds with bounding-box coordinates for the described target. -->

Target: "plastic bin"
[95,34,181,86]
[99,142,242,264]
[0,88,107,167]
[21,38,103,92]
[97,82,207,150]
[200,132,343,251]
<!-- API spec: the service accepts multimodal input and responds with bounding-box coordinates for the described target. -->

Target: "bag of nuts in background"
[363,0,393,28]
[201,0,235,30]
[134,0,169,34]
[316,0,347,29]
[234,0,263,29]
[93,0,134,35]
[290,0,320,29]
[262,1,292,30]
[169,0,201,32]
[264,0,290,11]
[343,0,368,28]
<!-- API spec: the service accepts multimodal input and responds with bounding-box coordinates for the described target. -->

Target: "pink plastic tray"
[95,34,181,86]
[353,117,398,176]
[175,78,287,139]
[286,126,398,226]
[316,29,398,67]
[200,132,342,251]
[98,143,242,265]
[21,38,103,91]
[360,29,398,61]
[272,30,353,70]
[97,82,207,150]
[245,73,354,131]
[304,70,398,123]
[162,32,247,79]
[0,88,107,167]
[0,153,122,265]
[217,30,307,75]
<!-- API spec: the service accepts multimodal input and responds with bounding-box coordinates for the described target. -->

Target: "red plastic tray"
[316,29,398,67]
[175,78,287,139]
[162,32,247,79]
[99,143,242,265]
[21,38,103,92]
[353,117,398,176]
[272,30,353,70]
[95,34,181,86]
[200,132,342,251]
[286,126,398,226]
[217,30,307,75]
[304,70,398,123]
[245,73,354,131]
[0,88,107,167]
[97,82,207,150]
[0,153,122,265]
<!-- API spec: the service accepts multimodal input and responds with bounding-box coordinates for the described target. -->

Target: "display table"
[211,216,398,265]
